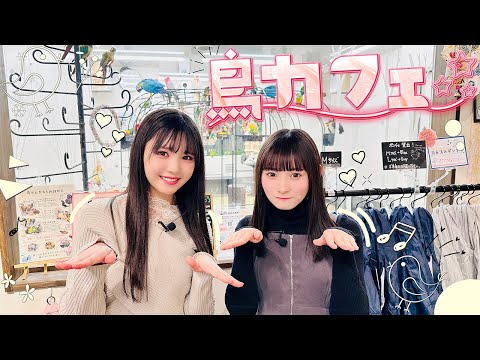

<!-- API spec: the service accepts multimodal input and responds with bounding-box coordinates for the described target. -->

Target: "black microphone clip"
[274,231,288,247]
[159,221,176,232]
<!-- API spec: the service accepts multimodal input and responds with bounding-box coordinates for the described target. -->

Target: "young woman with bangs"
[57,109,242,314]
[222,129,369,315]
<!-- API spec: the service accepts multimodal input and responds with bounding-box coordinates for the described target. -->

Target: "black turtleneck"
[228,199,370,315]
[264,197,309,234]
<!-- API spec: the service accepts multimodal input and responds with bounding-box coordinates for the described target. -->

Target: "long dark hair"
[251,129,335,261]
[116,108,212,302]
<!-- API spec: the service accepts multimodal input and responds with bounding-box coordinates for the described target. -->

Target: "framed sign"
[16,184,74,263]
[428,136,468,169]
[321,151,342,167]
[381,141,427,170]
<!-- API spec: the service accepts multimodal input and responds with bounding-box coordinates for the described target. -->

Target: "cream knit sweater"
[59,193,215,315]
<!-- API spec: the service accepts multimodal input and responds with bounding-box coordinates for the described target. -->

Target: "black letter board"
[321,151,342,167]
[381,141,426,170]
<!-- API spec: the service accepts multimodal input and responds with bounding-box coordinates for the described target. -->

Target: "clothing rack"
[325,184,480,198]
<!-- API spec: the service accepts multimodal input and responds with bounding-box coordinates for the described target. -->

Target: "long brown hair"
[251,128,335,261]
[115,108,212,302]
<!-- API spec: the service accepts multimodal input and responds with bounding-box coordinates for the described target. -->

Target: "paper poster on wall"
[428,136,468,169]
[16,184,74,263]
[213,208,251,263]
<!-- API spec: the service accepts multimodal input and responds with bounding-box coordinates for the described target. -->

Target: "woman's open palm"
[55,242,116,270]
[186,254,244,288]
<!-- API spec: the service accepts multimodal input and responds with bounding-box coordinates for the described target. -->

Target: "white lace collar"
[148,194,181,222]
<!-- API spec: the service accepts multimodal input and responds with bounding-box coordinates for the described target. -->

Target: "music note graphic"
[377,222,416,251]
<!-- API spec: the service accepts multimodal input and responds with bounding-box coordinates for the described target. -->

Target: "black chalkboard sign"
[321,151,342,167]
[381,141,426,170]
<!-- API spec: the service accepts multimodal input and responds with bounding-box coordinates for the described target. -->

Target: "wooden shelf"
[11,269,67,292]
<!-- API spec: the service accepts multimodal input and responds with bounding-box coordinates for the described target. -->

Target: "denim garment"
[377,206,412,315]
[366,208,392,314]
[356,207,383,315]
[403,207,443,315]
[413,207,442,289]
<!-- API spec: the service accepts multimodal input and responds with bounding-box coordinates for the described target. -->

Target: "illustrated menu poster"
[16,184,74,263]
[428,136,468,169]
[215,208,250,262]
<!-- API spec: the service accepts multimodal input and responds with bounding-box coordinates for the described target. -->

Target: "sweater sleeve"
[183,215,216,314]
[330,214,369,315]
[59,199,119,315]
[225,216,260,315]
[184,251,215,315]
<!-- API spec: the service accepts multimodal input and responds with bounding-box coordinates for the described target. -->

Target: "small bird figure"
[264,85,276,99]
[295,86,304,105]
[136,78,167,95]
[78,45,93,62]
[61,194,72,207]
[164,76,179,102]
[61,45,73,60]
[98,47,116,83]
[388,255,445,314]
[201,86,210,105]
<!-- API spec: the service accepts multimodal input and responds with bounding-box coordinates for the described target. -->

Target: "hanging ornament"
[42,288,60,315]
[90,105,121,148]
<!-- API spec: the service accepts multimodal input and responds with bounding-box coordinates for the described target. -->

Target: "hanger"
[379,188,390,208]
[389,187,404,209]
[326,190,338,208]
[337,190,347,208]
[457,184,473,205]
[356,189,371,208]
[439,184,458,205]
[452,184,463,204]
[438,184,455,206]
[468,184,480,204]
[401,188,414,207]
[430,185,446,208]
[365,188,383,208]
[411,186,429,208]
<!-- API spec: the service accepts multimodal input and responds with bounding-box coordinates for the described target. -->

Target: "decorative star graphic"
[447,50,478,80]
[459,82,477,99]
[362,174,372,186]
[431,75,454,97]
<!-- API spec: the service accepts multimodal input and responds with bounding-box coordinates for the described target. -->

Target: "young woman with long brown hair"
[222,129,369,315]
[57,108,242,314]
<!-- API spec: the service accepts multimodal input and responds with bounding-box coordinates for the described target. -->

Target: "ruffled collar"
[147,194,180,223]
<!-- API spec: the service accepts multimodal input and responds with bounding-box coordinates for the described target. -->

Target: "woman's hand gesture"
[55,242,117,270]
[186,254,244,288]
[220,227,264,251]
[313,229,359,251]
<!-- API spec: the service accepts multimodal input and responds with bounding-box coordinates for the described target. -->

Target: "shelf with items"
[11,266,67,292]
